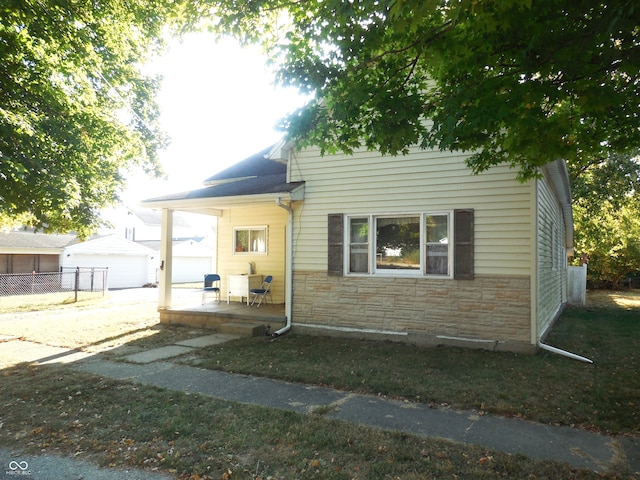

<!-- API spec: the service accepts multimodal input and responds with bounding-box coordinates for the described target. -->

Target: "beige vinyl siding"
[217,205,287,304]
[290,146,534,276]
[536,175,567,338]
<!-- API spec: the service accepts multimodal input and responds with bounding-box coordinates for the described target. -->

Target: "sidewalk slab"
[137,364,348,414]
[330,394,615,471]
[122,345,193,364]
[175,333,240,348]
[0,340,93,368]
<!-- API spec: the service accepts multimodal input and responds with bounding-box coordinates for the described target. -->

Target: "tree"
[569,152,640,286]
[208,0,640,180]
[0,0,194,237]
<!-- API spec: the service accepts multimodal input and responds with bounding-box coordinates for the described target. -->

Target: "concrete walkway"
[2,333,639,478]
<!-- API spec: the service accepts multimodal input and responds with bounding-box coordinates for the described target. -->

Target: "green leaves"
[570,152,640,285]
[206,0,640,181]
[0,0,185,235]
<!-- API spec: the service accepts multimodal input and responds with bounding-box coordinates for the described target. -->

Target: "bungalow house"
[142,142,573,353]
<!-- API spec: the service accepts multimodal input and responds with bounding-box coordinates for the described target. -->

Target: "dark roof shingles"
[0,231,77,249]
[145,146,302,203]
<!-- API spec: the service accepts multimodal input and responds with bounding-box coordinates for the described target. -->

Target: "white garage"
[62,235,157,289]
[172,240,215,284]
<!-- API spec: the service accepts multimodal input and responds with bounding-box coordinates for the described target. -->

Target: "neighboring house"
[103,207,217,283]
[0,231,77,273]
[61,234,158,289]
[137,239,215,284]
[119,208,216,243]
[142,142,573,353]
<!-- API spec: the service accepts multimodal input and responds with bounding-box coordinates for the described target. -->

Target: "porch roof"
[140,146,304,213]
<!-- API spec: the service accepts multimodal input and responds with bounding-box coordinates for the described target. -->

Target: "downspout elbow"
[275,197,293,214]
[538,341,593,364]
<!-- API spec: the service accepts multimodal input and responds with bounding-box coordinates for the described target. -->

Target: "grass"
[0,290,106,313]
[0,289,637,479]
[185,290,640,435]
[0,287,201,354]
[0,363,619,480]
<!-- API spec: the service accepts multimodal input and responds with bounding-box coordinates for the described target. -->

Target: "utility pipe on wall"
[275,198,293,336]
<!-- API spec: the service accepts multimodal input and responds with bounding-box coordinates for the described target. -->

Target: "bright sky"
[122,32,308,205]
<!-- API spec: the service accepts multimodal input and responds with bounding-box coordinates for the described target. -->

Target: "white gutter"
[275,198,293,336]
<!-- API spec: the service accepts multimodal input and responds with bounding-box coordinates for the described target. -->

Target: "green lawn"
[185,292,640,435]
[0,290,637,479]
[0,364,620,480]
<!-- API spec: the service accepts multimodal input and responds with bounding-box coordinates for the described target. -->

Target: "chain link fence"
[0,267,108,301]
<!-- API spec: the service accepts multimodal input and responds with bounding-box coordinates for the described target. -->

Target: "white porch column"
[158,208,173,309]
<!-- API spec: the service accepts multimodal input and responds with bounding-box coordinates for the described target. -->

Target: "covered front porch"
[142,144,303,338]
[159,299,286,337]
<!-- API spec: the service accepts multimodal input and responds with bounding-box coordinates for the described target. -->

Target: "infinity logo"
[8,461,29,471]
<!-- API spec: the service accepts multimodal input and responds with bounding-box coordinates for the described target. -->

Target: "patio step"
[219,322,266,337]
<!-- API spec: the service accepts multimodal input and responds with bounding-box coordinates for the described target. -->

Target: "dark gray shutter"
[454,209,474,280]
[328,214,344,276]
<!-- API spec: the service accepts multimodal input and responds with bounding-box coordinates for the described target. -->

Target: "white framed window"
[233,226,267,254]
[346,213,451,277]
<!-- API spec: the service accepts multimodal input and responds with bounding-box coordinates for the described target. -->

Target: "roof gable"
[203,145,285,185]
[64,234,156,255]
[142,145,304,206]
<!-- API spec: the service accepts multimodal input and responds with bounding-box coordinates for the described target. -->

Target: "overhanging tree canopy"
[208,0,640,180]
[0,0,194,236]
[569,152,640,285]
[3,0,638,235]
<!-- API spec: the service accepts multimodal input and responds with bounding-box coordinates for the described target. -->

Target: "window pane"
[350,248,368,272]
[349,218,369,273]
[376,216,420,270]
[425,244,448,274]
[350,218,368,243]
[426,215,448,243]
[250,229,266,253]
[235,230,248,252]
[425,214,449,275]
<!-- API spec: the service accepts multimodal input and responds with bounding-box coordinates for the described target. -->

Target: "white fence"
[567,264,587,305]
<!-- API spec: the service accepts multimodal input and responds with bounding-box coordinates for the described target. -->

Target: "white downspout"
[275,198,293,336]
[538,342,593,364]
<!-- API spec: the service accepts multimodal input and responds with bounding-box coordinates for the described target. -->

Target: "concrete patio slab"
[122,345,193,364]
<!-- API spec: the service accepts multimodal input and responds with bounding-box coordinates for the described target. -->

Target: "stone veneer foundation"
[291,271,534,353]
